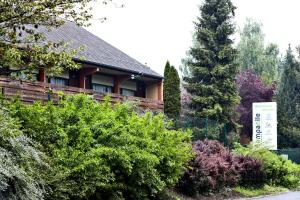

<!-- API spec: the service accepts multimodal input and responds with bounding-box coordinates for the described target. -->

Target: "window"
[49,77,69,86]
[93,83,113,93]
[121,88,135,97]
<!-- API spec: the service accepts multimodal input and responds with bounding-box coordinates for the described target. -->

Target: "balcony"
[0,77,164,112]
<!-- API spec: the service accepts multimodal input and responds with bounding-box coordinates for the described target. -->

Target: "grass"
[234,185,289,198]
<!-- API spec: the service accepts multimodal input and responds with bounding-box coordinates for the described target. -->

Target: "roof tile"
[43,21,163,78]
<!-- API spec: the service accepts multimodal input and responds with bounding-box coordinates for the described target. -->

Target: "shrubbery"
[0,106,47,200]
[235,155,265,187]
[177,140,240,196]
[2,93,300,199]
[177,140,290,197]
[9,94,192,200]
[234,143,300,189]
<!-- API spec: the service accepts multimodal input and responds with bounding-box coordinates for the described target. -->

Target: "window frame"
[48,77,69,86]
[92,83,113,93]
[120,88,136,97]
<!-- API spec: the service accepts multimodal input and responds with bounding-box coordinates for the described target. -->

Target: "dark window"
[121,88,135,96]
[93,83,113,93]
[69,70,80,87]
[136,81,146,98]
[49,77,69,86]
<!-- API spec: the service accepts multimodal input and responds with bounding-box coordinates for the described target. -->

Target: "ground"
[253,191,300,200]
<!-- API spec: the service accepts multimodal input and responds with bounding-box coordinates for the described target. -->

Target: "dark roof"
[43,21,163,79]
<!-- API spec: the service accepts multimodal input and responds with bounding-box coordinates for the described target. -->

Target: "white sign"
[253,102,277,150]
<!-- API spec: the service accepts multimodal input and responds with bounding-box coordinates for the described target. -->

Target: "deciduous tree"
[0,0,110,77]
[236,69,275,143]
[236,19,281,84]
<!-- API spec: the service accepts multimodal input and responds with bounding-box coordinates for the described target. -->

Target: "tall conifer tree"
[163,61,181,120]
[183,0,239,126]
[277,46,300,148]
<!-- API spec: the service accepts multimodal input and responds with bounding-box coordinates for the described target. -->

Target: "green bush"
[234,143,300,188]
[0,106,47,200]
[10,94,192,200]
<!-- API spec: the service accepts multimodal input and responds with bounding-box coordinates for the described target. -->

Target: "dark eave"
[74,58,163,80]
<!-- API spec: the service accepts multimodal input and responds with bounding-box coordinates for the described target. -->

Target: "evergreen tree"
[163,61,181,120]
[183,0,239,127]
[277,46,300,148]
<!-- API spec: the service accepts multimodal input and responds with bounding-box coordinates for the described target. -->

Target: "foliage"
[178,116,222,142]
[0,106,47,200]
[235,155,265,187]
[178,140,300,198]
[277,46,300,148]
[177,112,239,149]
[0,0,110,77]
[236,18,281,84]
[183,0,240,129]
[179,0,240,142]
[164,61,181,120]
[236,69,275,141]
[177,140,240,196]
[10,94,192,200]
[234,143,300,189]
[234,185,288,198]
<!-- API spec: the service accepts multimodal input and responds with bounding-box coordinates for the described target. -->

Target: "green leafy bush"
[234,143,300,188]
[10,94,192,200]
[0,106,47,200]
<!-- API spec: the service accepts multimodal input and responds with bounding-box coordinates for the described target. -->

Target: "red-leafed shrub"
[235,155,266,187]
[177,140,240,196]
[236,69,275,142]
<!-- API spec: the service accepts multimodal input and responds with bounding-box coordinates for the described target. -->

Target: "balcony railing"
[0,77,163,112]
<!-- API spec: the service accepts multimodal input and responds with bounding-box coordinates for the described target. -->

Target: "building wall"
[40,69,163,100]
[146,81,163,101]
[146,83,158,100]
[160,81,163,101]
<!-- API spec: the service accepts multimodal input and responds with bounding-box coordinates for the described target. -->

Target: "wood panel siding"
[0,77,163,112]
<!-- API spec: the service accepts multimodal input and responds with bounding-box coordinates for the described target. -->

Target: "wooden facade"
[0,77,164,112]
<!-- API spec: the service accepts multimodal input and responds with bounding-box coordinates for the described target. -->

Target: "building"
[0,21,163,111]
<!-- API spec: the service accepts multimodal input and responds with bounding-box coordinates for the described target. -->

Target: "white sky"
[86,0,300,76]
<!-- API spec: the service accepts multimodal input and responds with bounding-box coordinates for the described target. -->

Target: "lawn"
[234,185,289,198]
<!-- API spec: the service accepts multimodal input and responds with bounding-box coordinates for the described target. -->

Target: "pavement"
[250,191,300,200]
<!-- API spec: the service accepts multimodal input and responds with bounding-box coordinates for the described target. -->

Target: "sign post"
[253,102,277,150]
